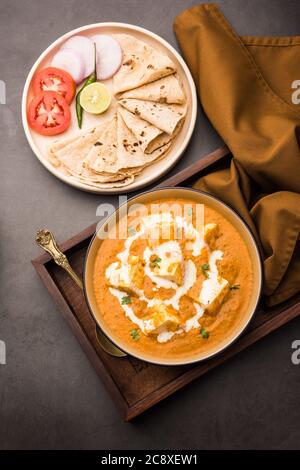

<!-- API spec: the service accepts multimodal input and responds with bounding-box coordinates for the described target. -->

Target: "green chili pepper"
[76,43,97,128]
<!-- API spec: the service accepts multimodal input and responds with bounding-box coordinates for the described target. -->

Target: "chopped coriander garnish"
[200,327,209,339]
[121,295,132,305]
[151,257,162,268]
[201,263,210,277]
[128,226,136,236]
[230,284,240,290]
[130,328,140,341]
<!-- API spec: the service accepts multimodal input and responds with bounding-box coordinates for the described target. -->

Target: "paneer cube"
[105,256,145,294]
[144,304,180,335]
[150,242,184,286]
[152,259,184,285]
[187,273,229,315]
[105,261,130,292]
[204,223,219,249]
[199,276,229,315]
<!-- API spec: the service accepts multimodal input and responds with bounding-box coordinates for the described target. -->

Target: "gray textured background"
[1,0,300,450]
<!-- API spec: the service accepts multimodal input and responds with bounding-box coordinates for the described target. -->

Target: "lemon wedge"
[79,82,111,114]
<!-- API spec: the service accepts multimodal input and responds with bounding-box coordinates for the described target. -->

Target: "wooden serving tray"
[32,146,300,421]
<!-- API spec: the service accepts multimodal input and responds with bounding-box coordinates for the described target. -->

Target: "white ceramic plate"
[22,23,197,194]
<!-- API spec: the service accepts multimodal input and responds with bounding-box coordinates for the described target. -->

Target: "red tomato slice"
[33,67,75,104]
[28,91,71,136]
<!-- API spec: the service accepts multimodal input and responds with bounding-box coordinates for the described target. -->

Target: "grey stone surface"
[0,0,300,450]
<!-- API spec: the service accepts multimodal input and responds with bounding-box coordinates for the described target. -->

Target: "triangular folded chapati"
[70,174,135,189]
[146,119,183,154]
[119,98,187,135]
[119,75,185,104]
[113,34,176,96]
[118,106,183,154]
[48,134,83,167]
[48,120,130,184]
[85,112,171,174]
[116,110,171,169]
[69,167,131,183]
[84,116,119,174]
[118,106,163,153]
[48,122,108,175]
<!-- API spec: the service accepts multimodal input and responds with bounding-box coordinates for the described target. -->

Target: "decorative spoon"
[35,229,126,358]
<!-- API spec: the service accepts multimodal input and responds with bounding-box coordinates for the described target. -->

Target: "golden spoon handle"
[35,229,83,289]
[35,229,126,358]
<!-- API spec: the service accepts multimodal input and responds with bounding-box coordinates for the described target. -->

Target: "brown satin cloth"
[174,3,300,306]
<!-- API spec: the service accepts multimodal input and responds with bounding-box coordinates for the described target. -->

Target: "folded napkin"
[174,3,300,306]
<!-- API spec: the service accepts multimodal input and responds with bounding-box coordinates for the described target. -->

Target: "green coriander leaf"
[201,263,210,277]
[130,329,140,341]
[151,257,162,268]
[200,327,209,339]
[121,295,132,305]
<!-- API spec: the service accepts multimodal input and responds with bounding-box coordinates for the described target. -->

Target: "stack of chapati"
[48,34,187,189]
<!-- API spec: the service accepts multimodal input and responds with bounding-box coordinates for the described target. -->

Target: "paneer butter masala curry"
[93,198,254,360]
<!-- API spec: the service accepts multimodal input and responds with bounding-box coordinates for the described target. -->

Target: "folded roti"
[86,112,171,174]
[84,116,119,174]
[48,121,130,183]
[70,175,135,189]
[48,134,79,167]
[119,98,187,135]
[116,111,171,169]
[146,119,183,154]
[72,164,142,187]
[48,122,108,174]
[118,106,163,153]
[119,106,183,154]
[67,167,130,183]
[119,75,185,104]
[113,34,176,96]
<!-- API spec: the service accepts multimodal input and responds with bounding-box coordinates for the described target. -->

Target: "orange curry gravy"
[93,198,254,361]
